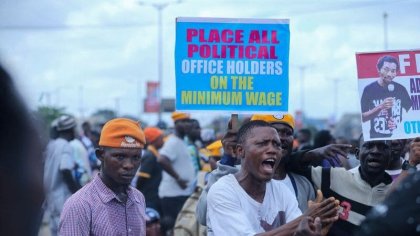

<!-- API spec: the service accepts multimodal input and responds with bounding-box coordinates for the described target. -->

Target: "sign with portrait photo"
[356,49,420,141]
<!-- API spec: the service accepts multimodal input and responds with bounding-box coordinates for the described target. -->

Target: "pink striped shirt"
[59,174,146,236]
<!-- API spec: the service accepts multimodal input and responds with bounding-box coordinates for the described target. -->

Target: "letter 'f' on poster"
[356,49,420,141]
[175,17,290,113]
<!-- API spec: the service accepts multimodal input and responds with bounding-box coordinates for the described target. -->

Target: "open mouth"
[262,158,276,171]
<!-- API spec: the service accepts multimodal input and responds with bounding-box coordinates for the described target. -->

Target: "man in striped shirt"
[290,135,393,235]
[59,118,147,236]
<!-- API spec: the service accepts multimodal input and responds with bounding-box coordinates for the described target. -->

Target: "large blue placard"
[175,17,290,113]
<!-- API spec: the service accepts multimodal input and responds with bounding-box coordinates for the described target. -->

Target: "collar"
[356,166,393,186]
[93,174,141,204]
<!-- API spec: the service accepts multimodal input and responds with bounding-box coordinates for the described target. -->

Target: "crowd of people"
[1,54,420,236]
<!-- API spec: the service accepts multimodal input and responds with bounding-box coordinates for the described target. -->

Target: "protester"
[44,114,80,236]
[137,126,164,214]
[251,114,316,212]
[356,138,420,236]
[81,121,100,172]
[297,128,313,151]
[350,138,406,181]
[0,65,45,236]
[158,112,196,235]
[361,55,412,139]
[289,134,393,235]
[195,117,240,226]
[197,114,339,225]
[172,139,218,236]
[59,118,147,235]
[187,118,202,173]
[206,140,223,171]
[385,139,406,180]
[312,130,344,168]
[206,120,339,235]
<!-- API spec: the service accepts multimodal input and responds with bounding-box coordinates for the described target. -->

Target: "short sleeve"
[139,154,155,178]
[59,143,75,171]
[361,86,372,113]
[207,179,256,236]
[284,190,302,222]
[310,166,323,190]
[159,137,177,161]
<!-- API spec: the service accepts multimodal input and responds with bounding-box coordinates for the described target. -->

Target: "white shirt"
[207,174,302,236]
[158,135,196,197]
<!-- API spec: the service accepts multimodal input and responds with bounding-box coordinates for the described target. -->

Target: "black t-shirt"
[136,149,162,210]
[361,81,411,139]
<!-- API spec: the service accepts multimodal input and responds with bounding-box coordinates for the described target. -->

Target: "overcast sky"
[0,0,419,126]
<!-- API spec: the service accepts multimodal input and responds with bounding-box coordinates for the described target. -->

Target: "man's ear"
[236,144,244,158]
[355,148,360,160]
[95,148,104,162]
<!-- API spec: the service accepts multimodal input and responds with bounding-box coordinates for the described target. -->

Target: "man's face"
[237,126,281,182]
[188,121,202,142]
[98,147,142,185]
[271,123,294,158]
[390,139,406,161]
[378,61,397,85]
[154,135,165,149]
[175,119,190,136]
[358,140,391,176]
[297,131,309,143]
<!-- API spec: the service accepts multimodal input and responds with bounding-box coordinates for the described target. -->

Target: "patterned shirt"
[59,174,146,236]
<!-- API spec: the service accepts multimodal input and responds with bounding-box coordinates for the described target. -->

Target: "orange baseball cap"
[144,127,163,143]
[250,114,295,131]
[206,140,223,157]
[99,118,146,148]
[171,112,190,121]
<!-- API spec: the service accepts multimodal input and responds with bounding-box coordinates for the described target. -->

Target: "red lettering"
[258,46,268,59]
[187,44,198,57]
[339,201,351,220]
[235,30,244,43]
[199,44,211,58]
[211,45,220,58]
[245,46,257,59]
[248,30,260,43]
[271,31,280,44]
[270,46,278,59]
[208,29,220,43]
[221,30,233,43]
[186,29,198,42]
[227,45,236,58]
[199,29,207,42]
[261,31,270,43]
[238,45,244,58]
[221,45,226,58]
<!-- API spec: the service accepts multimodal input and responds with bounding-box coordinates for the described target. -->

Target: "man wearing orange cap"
[136,127,164,214]
[158,112,196,235]
[206,140,223,171]
[197,114,346,229]
[60,118,147,236]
